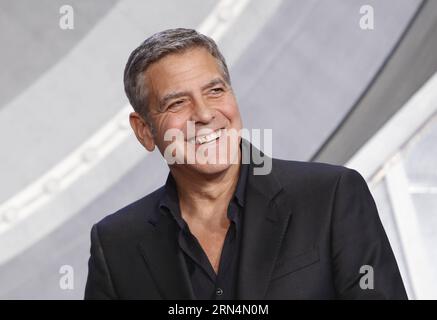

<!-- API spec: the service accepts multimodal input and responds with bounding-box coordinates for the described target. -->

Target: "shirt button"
[216,288,223,296]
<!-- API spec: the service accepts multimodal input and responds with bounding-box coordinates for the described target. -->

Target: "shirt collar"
[159,142,249,226]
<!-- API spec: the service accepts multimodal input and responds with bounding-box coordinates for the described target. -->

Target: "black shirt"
[158,162,248,300]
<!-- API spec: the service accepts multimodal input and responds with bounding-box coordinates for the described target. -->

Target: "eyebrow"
[159,91,189,110]
[158,78,227,110]
[201,78,226,91]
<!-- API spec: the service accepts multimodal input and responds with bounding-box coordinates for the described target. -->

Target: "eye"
[167,99,186,110]
[209,87,225,95]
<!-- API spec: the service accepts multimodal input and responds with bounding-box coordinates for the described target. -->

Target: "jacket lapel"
[237,144,293,299]
[137,212,195,299]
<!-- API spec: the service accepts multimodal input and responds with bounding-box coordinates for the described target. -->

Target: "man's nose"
[190,99,215,124]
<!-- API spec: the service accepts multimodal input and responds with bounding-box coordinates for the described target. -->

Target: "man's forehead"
[145,60,224,95]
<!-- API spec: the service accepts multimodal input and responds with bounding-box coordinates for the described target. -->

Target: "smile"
[188,129,222,145]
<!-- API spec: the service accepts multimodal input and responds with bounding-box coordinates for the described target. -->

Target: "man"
[84,28,407,299]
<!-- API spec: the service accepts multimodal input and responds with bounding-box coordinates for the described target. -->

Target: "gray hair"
[123,28,231,119]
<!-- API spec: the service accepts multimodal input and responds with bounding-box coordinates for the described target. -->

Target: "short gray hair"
[123,28,231,119]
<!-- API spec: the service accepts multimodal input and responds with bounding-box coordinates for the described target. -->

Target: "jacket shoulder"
[272,158,348,180]
[270,158,364,192]
[93,186,165,236]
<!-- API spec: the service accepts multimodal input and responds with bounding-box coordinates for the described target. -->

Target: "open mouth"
[188,129,223,145]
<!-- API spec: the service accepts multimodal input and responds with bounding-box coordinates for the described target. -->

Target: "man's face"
[143,47,243,175]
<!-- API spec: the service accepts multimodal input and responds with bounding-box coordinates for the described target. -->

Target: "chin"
[188,162,233,176]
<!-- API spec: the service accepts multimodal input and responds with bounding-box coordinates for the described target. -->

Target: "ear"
[129,112,156,152]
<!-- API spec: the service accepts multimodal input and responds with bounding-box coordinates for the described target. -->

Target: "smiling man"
[84,28,407,300]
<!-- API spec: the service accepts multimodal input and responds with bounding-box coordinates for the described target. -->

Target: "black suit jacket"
[85,144,407,300]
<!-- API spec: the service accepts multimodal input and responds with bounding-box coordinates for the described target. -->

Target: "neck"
[169,151,241,224]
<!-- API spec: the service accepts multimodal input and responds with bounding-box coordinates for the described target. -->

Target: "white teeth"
[191,129,222,145]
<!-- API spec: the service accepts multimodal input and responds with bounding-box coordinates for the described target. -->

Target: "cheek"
[155,115,188,142]
[221,97,242,126]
